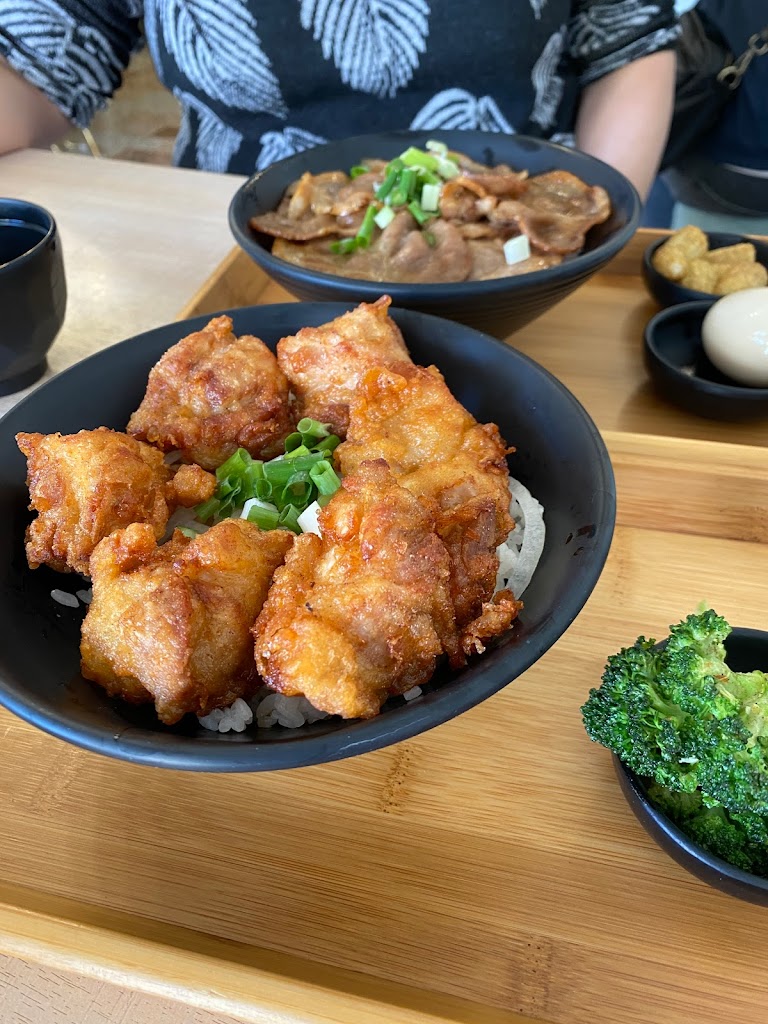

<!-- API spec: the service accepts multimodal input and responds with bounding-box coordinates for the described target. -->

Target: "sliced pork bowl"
[229,131,640,338]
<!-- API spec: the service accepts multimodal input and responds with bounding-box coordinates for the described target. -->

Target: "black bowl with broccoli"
[582,612,768,905]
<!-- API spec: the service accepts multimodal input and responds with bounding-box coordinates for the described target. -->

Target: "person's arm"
[575,48,676,201]
[0,57,70,155]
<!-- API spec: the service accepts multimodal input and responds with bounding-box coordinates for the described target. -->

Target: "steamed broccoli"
[645,783,768,877]
[581,609,768,825]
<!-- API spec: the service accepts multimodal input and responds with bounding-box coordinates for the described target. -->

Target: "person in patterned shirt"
[0,1,678,199]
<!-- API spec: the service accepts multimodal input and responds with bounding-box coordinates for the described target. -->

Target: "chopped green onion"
[263,452,325,485]
[375,165,401,201]
[400,146,439,172]
[426,139,448,156]
[423,230,436,248]
[279,473,314,510]
[278,505,302,533]
[420,182,441,212]
[349,164,369,178]
[195,496,221,523]
[297,417,331,441]
[330,237,359,255]
[435,156,460,180]
[215,447,251,483]
[254,477,273,501]
[246,504,281,530]
[283,443,312,461]
[177,526,200,539]
[416,168,440,186]
[374,205,395,230]
[390,167,418,207]
[312,435,341,456]
[309,460,341,496]
[407,200,433,226]
[284,432,304,453]
[355,203,378,248]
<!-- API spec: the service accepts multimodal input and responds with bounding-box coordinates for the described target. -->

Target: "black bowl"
[0,303,615,772]
[642,231,768,309]
[643,300,768,419]
[613,627,768,906]
[229,131,640,339]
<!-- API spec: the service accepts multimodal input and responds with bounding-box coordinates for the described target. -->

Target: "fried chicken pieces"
[128,314,293,470]
[81,520,292,724]
[16,428,215,575]
[253,460,460,719]
[276,295,410,437]
[19,300,526,726]
[337,362,520,640]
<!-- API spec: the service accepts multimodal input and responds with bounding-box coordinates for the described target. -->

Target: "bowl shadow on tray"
[229,130,641,339]
[614,628,768,907]
[0,303,616,772]
[642,231,768,309]
[643,300,768,420]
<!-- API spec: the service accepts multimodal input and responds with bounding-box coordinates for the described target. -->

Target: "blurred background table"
[0,149,245,419]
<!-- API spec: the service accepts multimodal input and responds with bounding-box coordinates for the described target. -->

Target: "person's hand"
[0,58,70,156]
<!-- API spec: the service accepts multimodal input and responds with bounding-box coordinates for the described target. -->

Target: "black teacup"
[0,198,66,395]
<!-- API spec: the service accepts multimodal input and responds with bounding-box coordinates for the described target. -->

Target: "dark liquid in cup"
[0,220,48,267]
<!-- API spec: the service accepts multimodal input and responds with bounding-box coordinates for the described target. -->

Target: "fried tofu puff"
[16,428,215,576]
[275,296,411,438]
[81,519,293,725]
[337,362,516,632]
[253,460,461,720]
[127,315,294,471]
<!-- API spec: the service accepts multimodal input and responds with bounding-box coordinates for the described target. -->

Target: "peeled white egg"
[701,287,768,387]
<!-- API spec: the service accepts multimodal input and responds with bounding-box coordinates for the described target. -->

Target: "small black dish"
[642,231,768,309]
[643,300,768,419]
[229,130,640,339]
[613,627,768,906]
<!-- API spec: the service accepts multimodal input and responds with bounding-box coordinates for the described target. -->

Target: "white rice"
[50,589,80,608]
[197,475,545,733]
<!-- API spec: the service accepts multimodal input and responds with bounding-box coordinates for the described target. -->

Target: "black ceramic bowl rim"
[644,300,768,402]
[0,303,616,773]
[642,232,768,304]
[228,131,641,301]
[0,198,56,274]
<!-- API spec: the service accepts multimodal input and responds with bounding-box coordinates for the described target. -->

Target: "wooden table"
[0,149,245,1024]
[2,150,768,1024]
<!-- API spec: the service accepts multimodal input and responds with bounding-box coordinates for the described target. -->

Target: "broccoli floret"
[646,783,768,877]
[581,610,768,817]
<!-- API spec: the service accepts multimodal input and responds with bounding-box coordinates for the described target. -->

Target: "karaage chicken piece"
[16,428,215,576]
[337,362,517,633]
[127,314,293,470]
[81,518,293,725]
[253,460,461,719]
[275,295,410,437]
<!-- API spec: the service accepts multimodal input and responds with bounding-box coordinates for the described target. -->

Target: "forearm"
[0,58,70,156]
[574,49,676,201]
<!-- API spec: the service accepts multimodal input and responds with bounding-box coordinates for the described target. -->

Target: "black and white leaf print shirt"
[0,0,679,174]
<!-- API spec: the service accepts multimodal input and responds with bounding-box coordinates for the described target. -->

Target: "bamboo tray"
[2,230,768,1024]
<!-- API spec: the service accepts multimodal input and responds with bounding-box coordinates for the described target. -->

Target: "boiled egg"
[701,287,768,387]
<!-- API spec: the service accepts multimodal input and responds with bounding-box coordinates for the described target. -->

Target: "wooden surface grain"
[0,150,245,1024]
[3,155,768,1024]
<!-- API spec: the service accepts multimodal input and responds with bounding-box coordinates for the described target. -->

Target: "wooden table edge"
[0,884,543,1024]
